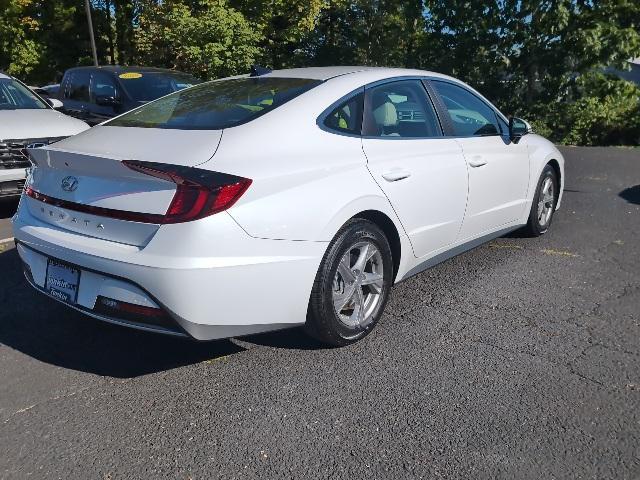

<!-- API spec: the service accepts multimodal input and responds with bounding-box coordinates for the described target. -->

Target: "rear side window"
[323,93,364,135]
[431,80,500,136]
[65,70,91,102]
[90,71,118,102]
[362,80,442,138]
[106,77,322,130]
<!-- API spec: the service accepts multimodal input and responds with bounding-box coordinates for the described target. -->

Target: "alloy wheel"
[332,241,385,328]
[537,177,555,227]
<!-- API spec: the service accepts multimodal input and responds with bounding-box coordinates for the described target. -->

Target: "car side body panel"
[454,135,530,241]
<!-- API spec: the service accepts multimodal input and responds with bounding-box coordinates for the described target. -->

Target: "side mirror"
[47,98,64,110]
[509,117,532,141]
[95,95,120,107]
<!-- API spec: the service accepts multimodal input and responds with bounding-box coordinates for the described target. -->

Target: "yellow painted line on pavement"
[488,243,523,250]
[540,248,579,257]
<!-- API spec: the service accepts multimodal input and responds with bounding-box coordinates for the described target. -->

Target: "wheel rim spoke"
[352,287,365,325]
[361,272,384,294]
[333,282,357,311]
[353,243,372,272]
[538,202,545,221]
[337,255,355,284]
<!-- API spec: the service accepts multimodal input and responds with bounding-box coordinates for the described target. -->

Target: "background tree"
[229,0,324,68]
[134,0,260,79]
[0,0,638,145]
[0,0,43,78]
[423,0,640,113]
[309,0,424,67]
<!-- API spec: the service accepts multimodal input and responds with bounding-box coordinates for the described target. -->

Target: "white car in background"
[0,72,88,198]
[13,66,564,346]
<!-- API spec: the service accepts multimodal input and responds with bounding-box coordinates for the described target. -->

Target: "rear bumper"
[20,255,189,337]
[12,200,326,340]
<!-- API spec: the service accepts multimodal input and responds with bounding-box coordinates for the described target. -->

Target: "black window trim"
[426,78,508,139]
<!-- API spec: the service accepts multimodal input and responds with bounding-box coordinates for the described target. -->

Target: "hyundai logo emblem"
[61,176,79,192]
[26,142,47,149]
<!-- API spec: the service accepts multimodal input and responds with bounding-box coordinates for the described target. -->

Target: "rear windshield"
[117,72,202,102]
[106,77,322,130]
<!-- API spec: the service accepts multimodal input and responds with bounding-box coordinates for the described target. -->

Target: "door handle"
[468,155,487,168]
[382,169,412,182]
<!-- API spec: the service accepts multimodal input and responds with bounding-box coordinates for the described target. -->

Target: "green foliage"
[309,0,425,68]
[0,0,43,77]
[229,0,324,68]
[0,0,110,83]
[529,73,640,146]
[422,0,640,115]
[134,0,260,79]
[1,0,639,145]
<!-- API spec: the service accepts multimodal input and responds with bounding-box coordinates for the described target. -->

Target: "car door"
[60,70,92,122]
[89,71,122,124]
[362,79,468,259]
[430,80,530,241]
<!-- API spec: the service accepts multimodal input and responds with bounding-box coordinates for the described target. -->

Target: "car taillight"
[123,161,252,224]
[24,162,251,225]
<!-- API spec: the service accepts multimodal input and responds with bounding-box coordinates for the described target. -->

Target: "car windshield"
[117,71,202,102]
[107,77,322,130]
[0,77,48,110]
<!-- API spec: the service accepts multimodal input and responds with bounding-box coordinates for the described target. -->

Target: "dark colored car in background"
[31,84,60,98]
[56,66,201,125]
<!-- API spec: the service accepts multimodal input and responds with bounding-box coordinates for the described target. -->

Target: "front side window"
[106,77,322,130]
[66,70,91,102]
[431,80,500,136]
[0,78,48,110]
[323,93,364,135]
[362,80,441,138]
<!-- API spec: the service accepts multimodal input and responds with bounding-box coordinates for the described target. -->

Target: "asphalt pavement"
[0,146,639,479]
[0,199,16,241]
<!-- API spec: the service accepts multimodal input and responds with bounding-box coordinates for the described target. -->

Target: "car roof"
[261,66,455,82]
[65,66,195,75]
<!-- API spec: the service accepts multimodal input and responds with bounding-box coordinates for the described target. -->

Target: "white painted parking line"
[0,237,14,244]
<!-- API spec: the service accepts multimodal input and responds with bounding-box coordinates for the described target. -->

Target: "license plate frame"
[45,258,81,305]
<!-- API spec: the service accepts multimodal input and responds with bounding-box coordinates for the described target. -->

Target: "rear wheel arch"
[346,210,402,282]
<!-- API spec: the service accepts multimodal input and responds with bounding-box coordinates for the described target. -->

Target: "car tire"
[305,219,394,347]
[524,164,559,236]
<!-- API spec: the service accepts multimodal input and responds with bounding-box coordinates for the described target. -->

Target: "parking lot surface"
[0,146,639,479]
[0,200,15,241]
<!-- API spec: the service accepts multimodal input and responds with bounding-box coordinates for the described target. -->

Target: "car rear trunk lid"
[24,126,223,247]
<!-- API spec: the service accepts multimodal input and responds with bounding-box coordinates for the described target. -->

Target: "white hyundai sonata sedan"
[12,66,564,346]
